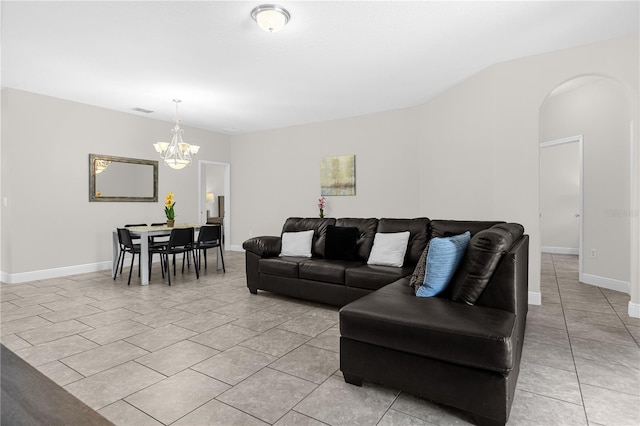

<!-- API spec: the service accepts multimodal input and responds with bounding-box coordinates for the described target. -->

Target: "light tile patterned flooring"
[1,252,639,425]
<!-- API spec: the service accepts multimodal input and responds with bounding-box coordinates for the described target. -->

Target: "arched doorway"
[539,75,635,305]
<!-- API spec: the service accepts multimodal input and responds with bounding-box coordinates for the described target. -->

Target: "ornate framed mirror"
[89,154,158,202]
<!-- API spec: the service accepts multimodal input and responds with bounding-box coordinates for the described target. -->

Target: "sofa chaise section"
[339,225,529,426]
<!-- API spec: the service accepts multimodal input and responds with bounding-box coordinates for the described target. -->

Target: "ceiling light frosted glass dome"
[251,4,290,33]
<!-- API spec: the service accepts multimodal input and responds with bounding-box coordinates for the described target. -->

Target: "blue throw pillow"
[416,231,471,297]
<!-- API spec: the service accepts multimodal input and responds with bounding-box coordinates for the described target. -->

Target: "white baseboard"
[0,257,165,284]
[0,271,12,284]
[580,273,630,294]
[629,302,640,319]
[229,245,244,252]
[528,291,541,305]
[1,261,113,284]
[541,246,579,255]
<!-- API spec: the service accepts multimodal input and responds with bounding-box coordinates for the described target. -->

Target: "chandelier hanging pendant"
[153,99,200,170]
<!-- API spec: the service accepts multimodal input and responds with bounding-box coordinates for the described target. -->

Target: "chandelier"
[153,99,200,170]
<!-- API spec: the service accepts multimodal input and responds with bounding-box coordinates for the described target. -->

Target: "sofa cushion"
[449,223,525,305]
[280,230,314,257]
[325,226,359,260]
[416,231,470,297]
[377,218,430,266]
[367,231,410,267]
[346,264,414,290]
[282,217,336,258]
[299,259,363,284]
[259,257,306,278]
[340,286,517,373]
[335,218,379,260]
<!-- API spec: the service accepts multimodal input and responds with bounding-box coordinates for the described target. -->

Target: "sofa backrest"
[430,220,505,239]
[282,217,336,258]
[335,218,379,261]
[282,217,431,263]
[475,234,529,314]
[376,218,431,266]
[445,223,524,302]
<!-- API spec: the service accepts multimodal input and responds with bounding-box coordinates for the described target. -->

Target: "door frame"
[540,135,584,282]
[198,160,231,251]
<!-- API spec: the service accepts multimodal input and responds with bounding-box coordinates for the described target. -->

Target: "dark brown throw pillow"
[448,223,524,305]
[409,240,430,289]
[324,225,360,260]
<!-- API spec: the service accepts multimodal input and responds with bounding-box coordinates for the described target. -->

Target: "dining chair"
[114,228,141,285]
[118,223,146,274]
[150,222,193,268]
[195,225,225,272]
[148,227,199,285]
[149,222,170,247]
[148,223,183,280]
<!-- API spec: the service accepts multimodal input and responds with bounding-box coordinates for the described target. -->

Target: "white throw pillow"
[367,231,411,267]
[280,230,314,257]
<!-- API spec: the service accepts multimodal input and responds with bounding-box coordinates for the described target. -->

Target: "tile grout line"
[281,365,341,426]
[601,289,640,348]
[552,254,591,424]
[374,391,403,426]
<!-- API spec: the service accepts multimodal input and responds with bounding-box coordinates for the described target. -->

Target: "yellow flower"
[164,192,176,220]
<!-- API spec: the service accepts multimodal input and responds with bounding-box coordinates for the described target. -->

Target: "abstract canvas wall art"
[320,155,356,196]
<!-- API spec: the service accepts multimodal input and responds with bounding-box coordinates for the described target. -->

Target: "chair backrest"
[151,222,166,226]
[168,227,194,250]
[197,225,222,245]
[125,223,147,227]
[117,228,135,249]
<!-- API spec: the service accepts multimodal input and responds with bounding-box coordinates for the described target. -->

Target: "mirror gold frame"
[89,154,158,202]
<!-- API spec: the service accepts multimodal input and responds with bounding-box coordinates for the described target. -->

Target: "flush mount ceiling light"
[153,99,200,170]
[251,4,290,33]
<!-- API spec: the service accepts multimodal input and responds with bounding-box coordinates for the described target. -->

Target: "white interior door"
[540,137,583,262]
[198,160,231,250]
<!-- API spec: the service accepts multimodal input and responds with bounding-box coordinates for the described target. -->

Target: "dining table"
[112,223,217,285]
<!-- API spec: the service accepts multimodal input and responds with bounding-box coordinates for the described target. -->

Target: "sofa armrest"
[243,236,282,257]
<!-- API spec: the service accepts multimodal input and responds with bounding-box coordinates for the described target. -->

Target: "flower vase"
[167,219,175,228]
[319,209,324,218]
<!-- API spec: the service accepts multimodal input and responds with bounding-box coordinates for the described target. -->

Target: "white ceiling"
[2,1,638,134]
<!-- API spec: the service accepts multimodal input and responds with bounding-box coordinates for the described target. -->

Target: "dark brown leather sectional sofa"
[243,217,529,426]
